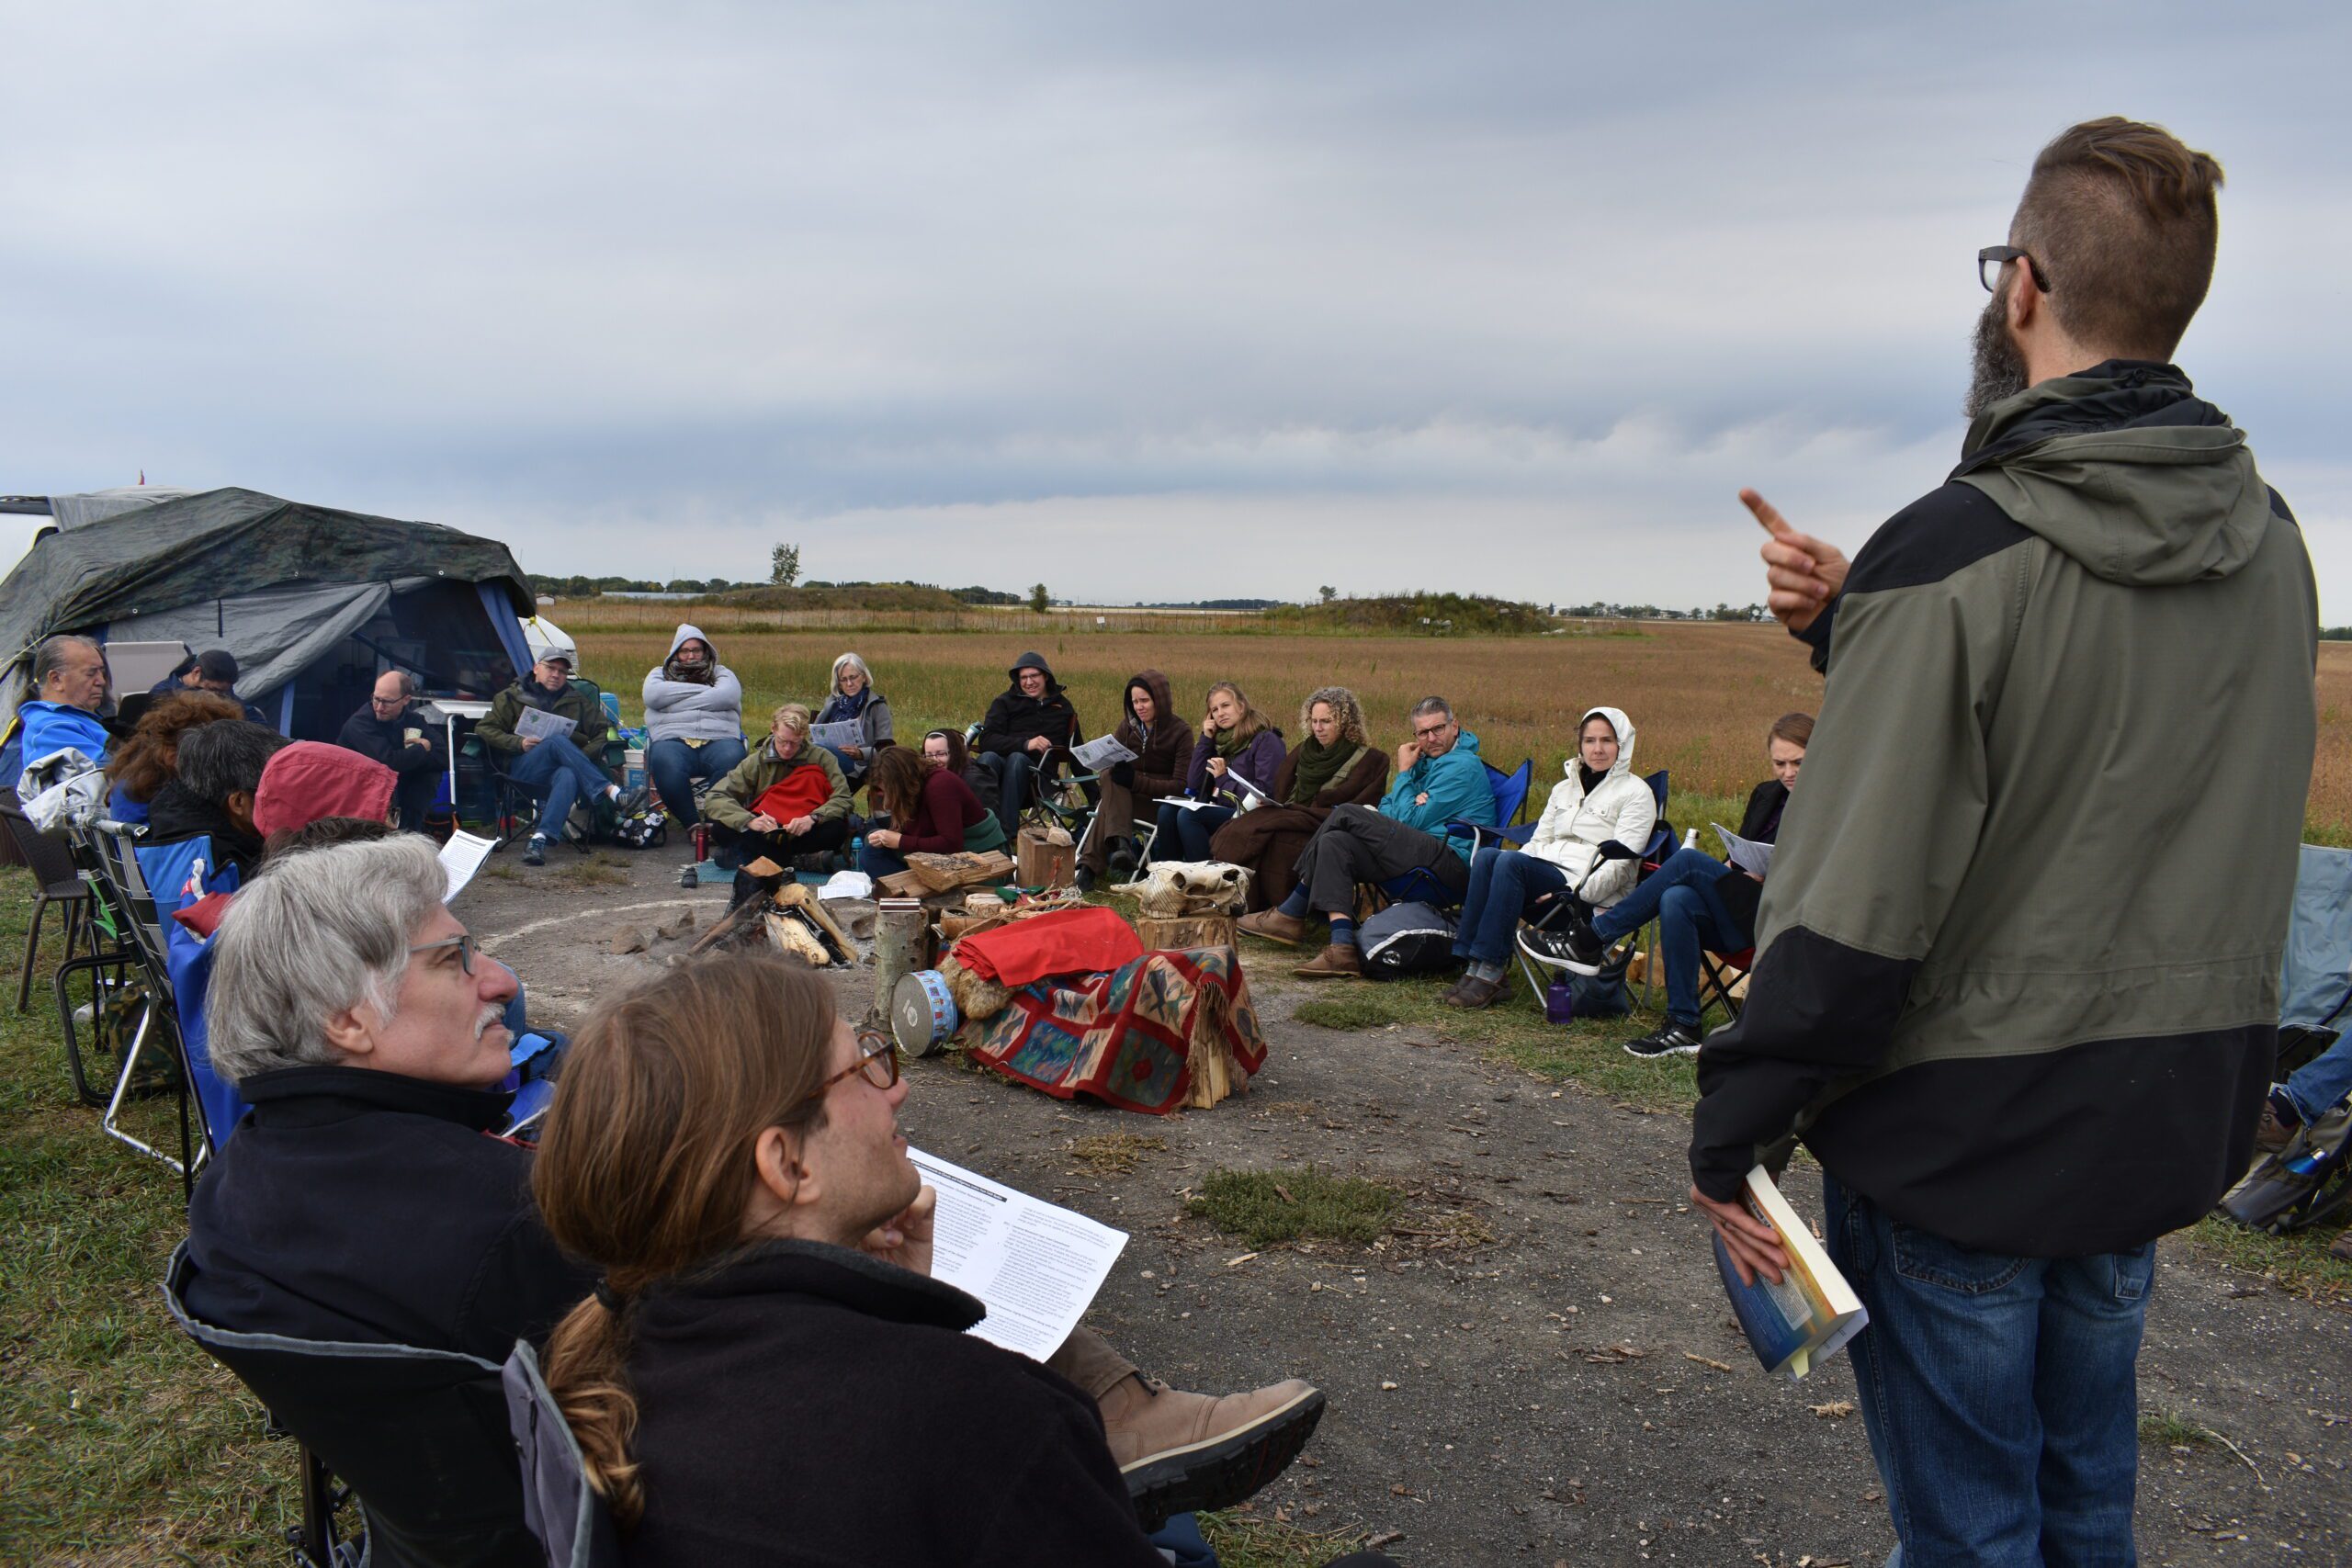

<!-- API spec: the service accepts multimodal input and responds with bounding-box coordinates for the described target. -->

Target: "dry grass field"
[560,604,2352,843]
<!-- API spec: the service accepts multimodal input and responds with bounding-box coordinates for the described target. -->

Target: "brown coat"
[1209,743,1388,910]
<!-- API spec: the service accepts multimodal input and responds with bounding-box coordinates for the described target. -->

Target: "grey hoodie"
[641,624,744,744]
[1692,362,2318,1258]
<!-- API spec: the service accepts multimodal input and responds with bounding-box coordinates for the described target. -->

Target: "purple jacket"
[1184,728,1285,808]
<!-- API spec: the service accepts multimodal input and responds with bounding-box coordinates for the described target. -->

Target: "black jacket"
[144,780,266,880]
[180,1066,594,1363]
[621,1241,1162,1568]
[336,700,444,776]
[1711,778,1789,938]
[974,650,1081,758]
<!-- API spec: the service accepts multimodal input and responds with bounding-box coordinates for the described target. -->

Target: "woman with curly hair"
[1208,686,1388,912]
[101,690,245,824]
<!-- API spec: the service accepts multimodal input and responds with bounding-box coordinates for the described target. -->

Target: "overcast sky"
[6,3,2347,615]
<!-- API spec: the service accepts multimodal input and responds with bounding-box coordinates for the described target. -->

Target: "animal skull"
[1134,859,1252,916]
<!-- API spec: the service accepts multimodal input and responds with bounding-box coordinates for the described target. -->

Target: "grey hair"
[1409,695,1454,724]
[831,651,873,693]
[31,635,100,689]
[209,836,450,1085]
[176,720,292,807]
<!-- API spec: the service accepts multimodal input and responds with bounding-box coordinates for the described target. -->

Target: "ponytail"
[540,1290,646,1528]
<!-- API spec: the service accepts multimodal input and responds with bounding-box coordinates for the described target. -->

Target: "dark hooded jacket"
[1115,670,1193,800]
[145,779,266,879]
[1692,362,2318,1258]
[975,651,1080,758]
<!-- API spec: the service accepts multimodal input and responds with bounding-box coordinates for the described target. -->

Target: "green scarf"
[1286,739,1362,805]
[1214,727,1249,760]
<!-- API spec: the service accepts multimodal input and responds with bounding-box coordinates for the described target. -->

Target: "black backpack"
[1360,901,1461,980]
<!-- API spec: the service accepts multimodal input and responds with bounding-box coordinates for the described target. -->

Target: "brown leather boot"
[2253,1097,2300,1153]
[1236,908,1306,947]
[1096,1374,1325,1529]
[1295,942,1362,978]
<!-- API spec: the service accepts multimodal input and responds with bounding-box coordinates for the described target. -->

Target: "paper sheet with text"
[908,1148,1128,1360]
[438,830,497,902]
[513,707,577,743]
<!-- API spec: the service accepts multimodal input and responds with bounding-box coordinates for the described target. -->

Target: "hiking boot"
[1295,943,1362,979]
[1518,912,1607,975]
[1106,838,1137,879]
[1097,1374,1325,1531]
[1074,866,1099,895]
[2254,1095,2301,1153]
[1441,976,1506,1009]
[521,835,547,867]
[1238,909,1306,947]
[1623,1021,1703,1058]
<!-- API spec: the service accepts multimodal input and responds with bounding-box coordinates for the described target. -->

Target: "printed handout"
[908,1148,1128,1360]
[513,707,577,743]
[1070,734,1138,773]
[1713,823,1775,879]
[438,830,497,902]
[809,720,864,751]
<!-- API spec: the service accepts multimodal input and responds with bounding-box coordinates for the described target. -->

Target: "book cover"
[1712,1165,1868,1380]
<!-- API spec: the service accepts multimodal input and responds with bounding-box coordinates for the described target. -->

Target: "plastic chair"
[163,1242,543,1568]
[502,1343,625,1568]
[1379,757,1534,909]
[3,793,93,1012]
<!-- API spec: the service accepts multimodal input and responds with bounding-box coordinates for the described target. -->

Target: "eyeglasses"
[408,932,481,976]
[1412,723,1451,740]
[797,1031,901,1108]
[1978,245,2052,295]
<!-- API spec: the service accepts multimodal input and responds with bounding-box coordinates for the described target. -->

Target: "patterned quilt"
[967,946,1267,1114]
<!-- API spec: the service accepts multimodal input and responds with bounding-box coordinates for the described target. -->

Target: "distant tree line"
[2324,626,2351,641]
[528,573,748,596]
[1562,602,1771,623]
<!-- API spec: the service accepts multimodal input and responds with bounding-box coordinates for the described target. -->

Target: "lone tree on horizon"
[771,542,801,587]
[1028,582,1050,613]
[1318,585,1338,604]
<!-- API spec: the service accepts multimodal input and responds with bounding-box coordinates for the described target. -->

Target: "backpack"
[1544,968,1633,1021]
[2215,1101,2352,1235]
[1360,901,1461,980]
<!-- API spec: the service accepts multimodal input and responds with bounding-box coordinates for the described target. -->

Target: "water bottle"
[1682,827,1699,850]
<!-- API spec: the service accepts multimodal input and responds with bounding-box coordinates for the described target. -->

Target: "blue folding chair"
[1380,756,1534,910]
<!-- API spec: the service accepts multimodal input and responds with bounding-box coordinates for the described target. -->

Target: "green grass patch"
[1199,1509,1368,1566]
[2186,1213,2352,1306]
[2138,1408,2217,1449]
[1189,1168,1405,1248]
[1288,969,1702,1114]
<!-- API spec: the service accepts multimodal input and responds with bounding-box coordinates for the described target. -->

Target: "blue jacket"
[1379,728,1495,863]
[6,699,112,780]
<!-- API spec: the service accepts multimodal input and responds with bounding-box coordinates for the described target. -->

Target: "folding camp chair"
[50,816,144,1106]
[1377,756,1535,910]
[466,679,627,852]
[1512,770,1676,1003]
[2,794,92,1013]
[163,1243,543,1568]
[503,1343,626,1568]
[80,822,214,1187]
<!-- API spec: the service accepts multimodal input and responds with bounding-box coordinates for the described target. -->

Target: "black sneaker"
[1518,912,1608,975]
[521,835,547,867]
[1623,1022,1702,1058]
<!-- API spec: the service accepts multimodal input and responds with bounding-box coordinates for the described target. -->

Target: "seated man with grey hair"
[3,633,114,783]
[1238,696,1496,977]
[178,836,1329,1525]
[145,719,294,879]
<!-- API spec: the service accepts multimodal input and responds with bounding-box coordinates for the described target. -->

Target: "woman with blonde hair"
[1148,681,1285,864]
[1208,685,1387,912]
[699,703,854,906]
[531,954,1352,1564]
[812,651,893,789]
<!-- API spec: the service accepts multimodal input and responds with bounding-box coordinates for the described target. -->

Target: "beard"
[1963,284,2030,422]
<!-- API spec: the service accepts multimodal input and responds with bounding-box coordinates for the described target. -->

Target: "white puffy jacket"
[1521,705,1657,907]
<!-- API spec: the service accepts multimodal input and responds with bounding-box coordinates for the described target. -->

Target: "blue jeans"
[1451,847,1570,965]
[2281,1029,2352,1124]
[857,840,908,882]
[974,750,1041,838]
[647,736,748,829]
[1825,1173,2153,1568]
[1593,847,1747,1028]
[508,735,611,840]
[1153,802,1236,863]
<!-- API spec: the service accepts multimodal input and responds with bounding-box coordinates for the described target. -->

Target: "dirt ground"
[460,852,2352,1567]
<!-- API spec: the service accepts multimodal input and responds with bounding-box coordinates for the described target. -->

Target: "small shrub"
[1189,1168,1404,1248]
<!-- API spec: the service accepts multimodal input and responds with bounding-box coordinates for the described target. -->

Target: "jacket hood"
[1571,705,1637,782]
[1123,670,1180,735]
[1952,361,2272,586]
[1005,650,1060,692]
[253,741,397,837]
[667,623,720,662]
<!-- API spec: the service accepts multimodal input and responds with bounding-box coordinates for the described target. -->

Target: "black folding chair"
[3,793,93,1013]
[163,1243,545,1568]
[82,822,211,1189]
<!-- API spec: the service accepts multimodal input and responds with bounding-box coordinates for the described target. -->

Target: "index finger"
[1740,488,1796,539]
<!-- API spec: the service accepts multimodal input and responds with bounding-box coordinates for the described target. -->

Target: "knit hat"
[252,741,398,838]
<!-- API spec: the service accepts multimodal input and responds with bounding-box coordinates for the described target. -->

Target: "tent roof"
[0,487,534,663]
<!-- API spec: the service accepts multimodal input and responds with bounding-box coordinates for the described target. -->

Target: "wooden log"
[774,881,854,955]
[764,911,831,967]
[688,893,767,954]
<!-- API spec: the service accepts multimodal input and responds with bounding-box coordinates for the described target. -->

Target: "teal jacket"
[1379,728,1495,863]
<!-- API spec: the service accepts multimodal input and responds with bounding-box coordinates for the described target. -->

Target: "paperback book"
[1712,1164,1868,1380]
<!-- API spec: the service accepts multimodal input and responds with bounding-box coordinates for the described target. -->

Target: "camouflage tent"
[0,487,537,743]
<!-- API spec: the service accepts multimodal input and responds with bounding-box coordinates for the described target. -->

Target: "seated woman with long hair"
[1208,686,1388,911]
[1525,711,1812,1059]
[1149,682,1285,865]
[857,738,1008,882]
[1439,705,1655,1011]
[530,953,1175,1565]
[101,691,244,824]
[1076,670,1192,889]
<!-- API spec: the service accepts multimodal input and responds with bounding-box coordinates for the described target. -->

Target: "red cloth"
[254,741,397,837]
[753,769,835,824]
[953,906,1143,987]
[174,890,234,938]
[899,768,990,854]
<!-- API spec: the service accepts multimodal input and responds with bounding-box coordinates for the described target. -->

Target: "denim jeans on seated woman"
[647,736,749,829]
[1592,846,1747,1029]
[1153,801,1236,863]
[2281,1029,2352,1125]
[1451,846,1570,965]
[856,840,909,883]
[1824,1172,2153,1568]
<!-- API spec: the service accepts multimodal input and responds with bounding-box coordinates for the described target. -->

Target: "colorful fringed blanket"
[967,946,1266,1113]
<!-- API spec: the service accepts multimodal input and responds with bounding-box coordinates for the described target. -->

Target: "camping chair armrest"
[1445,819,1532,854]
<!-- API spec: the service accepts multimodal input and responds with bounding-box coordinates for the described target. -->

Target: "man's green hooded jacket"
[1692,361,2318,1257]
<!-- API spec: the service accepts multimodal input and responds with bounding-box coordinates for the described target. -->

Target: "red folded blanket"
[952,906,1143,987]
